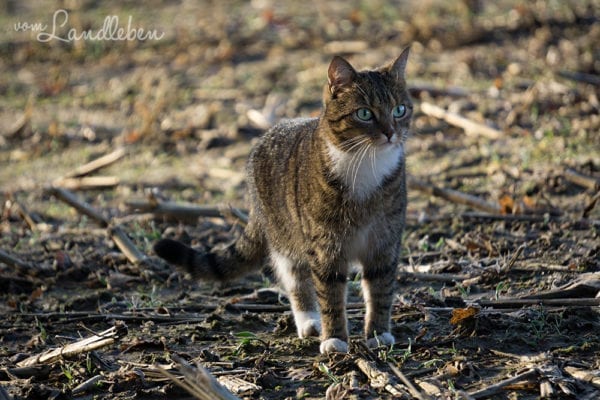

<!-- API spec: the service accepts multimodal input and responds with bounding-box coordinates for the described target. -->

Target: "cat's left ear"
[328,56,357,95]
[390,46,410,80]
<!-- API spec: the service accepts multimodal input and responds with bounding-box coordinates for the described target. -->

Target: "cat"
[154,47,412,354]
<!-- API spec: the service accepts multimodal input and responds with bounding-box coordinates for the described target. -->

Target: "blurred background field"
[0,1,599,399]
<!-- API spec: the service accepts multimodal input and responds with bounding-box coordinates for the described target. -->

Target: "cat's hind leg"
[271,251,321,338]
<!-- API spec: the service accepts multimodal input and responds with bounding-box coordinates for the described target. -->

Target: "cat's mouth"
[374,133,401,147]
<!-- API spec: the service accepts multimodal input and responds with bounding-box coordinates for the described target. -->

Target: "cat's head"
[322,47,412,151]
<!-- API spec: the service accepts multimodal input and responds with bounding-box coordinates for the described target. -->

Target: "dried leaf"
[498,194,514,214]
[450,306,479,325]
[29,287,43,302]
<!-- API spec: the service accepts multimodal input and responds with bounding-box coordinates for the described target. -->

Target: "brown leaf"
[498,194,514,214]
[450,306,480,325]
[522,195,537,210]
[29,287,43,302]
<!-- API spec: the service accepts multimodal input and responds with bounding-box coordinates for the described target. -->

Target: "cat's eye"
[392,104,407,118]
[356,108,374,121]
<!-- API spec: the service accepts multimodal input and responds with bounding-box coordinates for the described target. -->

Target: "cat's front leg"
[312,264,349,354]
[271,251,321,338]
[361,261,398,349]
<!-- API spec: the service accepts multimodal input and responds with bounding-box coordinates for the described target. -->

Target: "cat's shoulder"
[268,117,319,136]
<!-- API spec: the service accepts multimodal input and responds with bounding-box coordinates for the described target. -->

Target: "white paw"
[366,332,395,348]
[320,338,349,354]
[294,311,321,338]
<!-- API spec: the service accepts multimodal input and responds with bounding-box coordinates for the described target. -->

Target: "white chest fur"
[326,139,403,200]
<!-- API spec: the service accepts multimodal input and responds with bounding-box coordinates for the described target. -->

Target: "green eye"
[392,104,407,118]
[356,108,373,121]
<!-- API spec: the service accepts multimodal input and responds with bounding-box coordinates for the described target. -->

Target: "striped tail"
[153,221,266,282]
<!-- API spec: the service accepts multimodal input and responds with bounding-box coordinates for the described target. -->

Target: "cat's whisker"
[344,142,366,187]
[341,138,371,186]
[344,144,363,185]
[339,136,369,152]
[341,140,367,153]
[369,144,378,181]
[352,143,371,193]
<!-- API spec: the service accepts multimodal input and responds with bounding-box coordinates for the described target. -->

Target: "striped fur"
[154,48,412,354]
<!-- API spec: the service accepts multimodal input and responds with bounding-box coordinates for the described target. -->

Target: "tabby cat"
[154,48,412,354]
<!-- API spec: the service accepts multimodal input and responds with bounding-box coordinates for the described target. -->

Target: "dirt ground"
[1,1,599,399]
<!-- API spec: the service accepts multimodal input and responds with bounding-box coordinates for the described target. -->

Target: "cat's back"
[259,117,318,148]
[248,117,319,172]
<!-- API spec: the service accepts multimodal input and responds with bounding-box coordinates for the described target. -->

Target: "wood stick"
[398,271,473,283]
[475,298,600,308]
[64,147,127,178]
[3,365,51,379]
[469,368,539,399]
[0,249,31,271]
[108,225,148,265]
[563,366,600,388]
[511,262,576,272]
[126,199,248,223]
[71,374,104,395]
[6,99,32,138]
[502,244,525,272]
[388,363,432,400]
[557,70,600,86]
[48,187,149,265]
[47,187,109,227]
[409,83,468,98]
[563,168,600,191]
[355,358,407,397]
[53,176,120,190]
[14,199,39,231]
[409,177,501,214]
[583,191,600,219]
[521,273,600,299]
[17,324,127,367]
[459,212,596,225]
[217,375,261,396]
[155,353,241,400]
[420,102,502,140]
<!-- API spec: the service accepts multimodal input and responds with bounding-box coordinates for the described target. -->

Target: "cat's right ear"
[328,56,356,95]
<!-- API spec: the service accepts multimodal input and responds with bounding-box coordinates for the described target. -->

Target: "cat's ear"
[328,56,357,95]
[390,46,410,80]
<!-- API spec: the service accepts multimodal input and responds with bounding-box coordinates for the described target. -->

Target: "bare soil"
[1,1,599,399]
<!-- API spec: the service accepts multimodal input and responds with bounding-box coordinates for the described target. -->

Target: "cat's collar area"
[324,138,404,200]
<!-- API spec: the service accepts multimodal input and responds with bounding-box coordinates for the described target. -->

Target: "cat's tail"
[153,220,266,282]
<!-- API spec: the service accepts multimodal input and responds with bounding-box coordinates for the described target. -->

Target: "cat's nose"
[382,125,395,141]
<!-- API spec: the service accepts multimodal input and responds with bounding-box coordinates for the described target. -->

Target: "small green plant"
[428,286,444,302]
[457,285,470,298]
[440,342,459,357]
[529,308,547,341]
[232,331,268,355]
[379,338,412,365]
[400,338,413,363]
[527,307,564,341]
[35,317,48,342]
[434,237,445,250]
[130,285,162,309]
[494,281,509,300]
[60,363,75,386]
[318,362,339,383]
[420,358,444,369]
[86,354,93,374]
[418,235,430,251]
